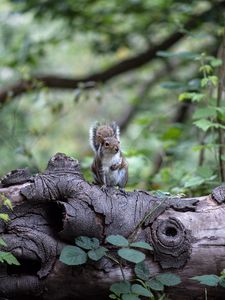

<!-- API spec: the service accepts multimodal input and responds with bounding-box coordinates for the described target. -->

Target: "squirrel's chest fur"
[101,152,122,185]
[102,152,121,169]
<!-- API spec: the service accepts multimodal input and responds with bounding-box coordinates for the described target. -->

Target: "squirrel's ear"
[96,133,104,144]
[111,122,120,140]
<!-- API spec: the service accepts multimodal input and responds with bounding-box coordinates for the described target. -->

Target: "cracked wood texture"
[0,153,225,300]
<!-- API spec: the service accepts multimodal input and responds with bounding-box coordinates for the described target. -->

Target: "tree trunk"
[0,153,225,300]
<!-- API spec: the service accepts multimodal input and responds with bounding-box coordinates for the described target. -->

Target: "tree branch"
[0,1,224,105]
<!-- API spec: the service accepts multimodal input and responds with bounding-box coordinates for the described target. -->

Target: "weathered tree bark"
[0,153,225,300]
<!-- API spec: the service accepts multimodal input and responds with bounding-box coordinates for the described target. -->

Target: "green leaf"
[3,198,13,210]
[59,246,87,265]
[110,281,131,296]
[216,107,225,116]
[0,251,20,265]
[219,278,225,288]
[131,284,153,297]
[130,241,153,251]
[193,119,215,131]
[0,238,7,247]
[201,77,209,87]
[213,123,225,130]
[210,58,222,67]
[162,127,182,141]
[193,107,217,119]
[75,236,99,250]
[196,166,213,179]
[106,235,129,247]
[134,261,150,280]
[179,92,204,102]
[156,273,181,286]
[184,176,205,188]
[199,64,213,74]
[118,249,145,264]
[208,76,218,86]
[194,119,225,131]
[0,213,10,222]
[147,278,164,291]
[201,76,218,87]
[191,275,220,286]
[87,246,108,261]
[122,294,140,300]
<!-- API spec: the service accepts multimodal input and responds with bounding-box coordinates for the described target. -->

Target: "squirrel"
[89,121,128,188]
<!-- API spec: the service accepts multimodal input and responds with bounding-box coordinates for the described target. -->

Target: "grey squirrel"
[89,122,128,188]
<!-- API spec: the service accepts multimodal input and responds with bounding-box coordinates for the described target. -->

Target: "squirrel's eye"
[105,142,109,147]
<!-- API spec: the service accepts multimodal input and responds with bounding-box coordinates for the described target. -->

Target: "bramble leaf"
[193,119,214,131]
[118,249,145,264]
[219,278,225,288]
[59,246,87,265]
[193,107,217,119]
[191,275,220,286]
[134,261,150,280]
[122,294,140,300]
[131,284,153,297]
[110,281,131,296]
[147,278,164,291]
[156,273,181,286]
[75,236,99,250]
[106,235,129,247]
[130,241,153,250]
[87,246,108,261]
[179,92,204,102]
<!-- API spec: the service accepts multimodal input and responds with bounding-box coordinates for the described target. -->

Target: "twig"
[128,197,167,242]
[105,253,126,281]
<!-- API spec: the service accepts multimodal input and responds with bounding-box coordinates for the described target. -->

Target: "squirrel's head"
[101,136,120,154]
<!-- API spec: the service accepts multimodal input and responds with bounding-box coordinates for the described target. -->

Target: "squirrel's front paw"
[119,188,128,196]
[110,164,120,171]
[100,184,107,191]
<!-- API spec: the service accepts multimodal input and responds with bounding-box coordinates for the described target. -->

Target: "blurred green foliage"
[0,0,224,195]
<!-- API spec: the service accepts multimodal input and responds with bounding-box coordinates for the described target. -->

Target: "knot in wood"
[47,152,79,171]
[20,153,83,202]
[211,185,225,204]
[151,217,191,269]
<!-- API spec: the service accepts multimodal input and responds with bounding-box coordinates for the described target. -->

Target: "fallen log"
[0,153,224,300]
